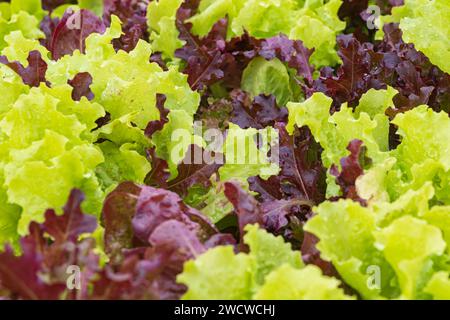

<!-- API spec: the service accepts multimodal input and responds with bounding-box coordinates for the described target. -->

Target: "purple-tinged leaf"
[103,0,149,52]
[301,231,340,277]
[145,148,171,189]
[248,124,325,244]
[0,190,99,300]
[0,51,48,87]
[259,34,314,86]
[102,182,143,263]
[145,94,169,138]
[131,186,197,244]
[250,124,326,205]
[68,72,94,101]
[330,140,370,205]
[230,90,288,129]
[0,243,65,300]
[167,144,222,197]
[377,24,450,115]
[40,14,60,50]
[176,18,261,91]
[224,181,263,243]
[150,52,168,70]
[176,19,229,90]
[315,34,386,108]
[43,189,97,243]
[51,9,105,60]
[261,199,311,235]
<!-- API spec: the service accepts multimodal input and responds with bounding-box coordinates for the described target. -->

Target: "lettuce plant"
[0,0,449,301]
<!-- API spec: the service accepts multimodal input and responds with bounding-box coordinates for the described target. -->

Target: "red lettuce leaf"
[0,50,48,87]
[315,25,450,115]
[40,14,60,50]
[0,184,238,300]
[51,9,105,60]
[250,124,326,206]
[230,90,288,129]
[100,183,234,299]
[175,19,315,94]
[377,24,450,115]
[330,139,371,205]
[314,34,386,108]
[176,18,234,90]
[131,186,200,243]
[144,94,169,138]
[67,72,94,101]
[301,231,341,278]
[103,0,149,52]
[145,147,171,189]
[248,123,326,247]
[166,144,222,197]
[224,181,264,243]
[0,190,99,300]
[0,234,66,300]
[43,189,97,243]
[101,182,143,262]
[149,52,168,70]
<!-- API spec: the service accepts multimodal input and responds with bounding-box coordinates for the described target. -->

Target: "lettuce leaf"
[186,0,345,67]
[379,0,450,74]
[0,84,105,236]
[178,224,351,299]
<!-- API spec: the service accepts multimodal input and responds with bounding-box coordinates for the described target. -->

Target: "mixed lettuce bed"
[0,0,449,300]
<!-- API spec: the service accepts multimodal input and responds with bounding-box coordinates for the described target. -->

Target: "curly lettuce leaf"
[186,0,345,66]
[47,16,201,180]
[0,84,105,235]
[287,92,390,169]
[219,123,280,183]
[254,264,353,300]
[241,57,298,106]
[374,215,446,299]
[0,7,44,50]
[178,245,254,300]
[304,199,397,299]
[379,0,450,74]
[0,63,29,116]
[357,106,450,205]
[178,224,351,299]
[147,0,185,60]
[305,196,450,299]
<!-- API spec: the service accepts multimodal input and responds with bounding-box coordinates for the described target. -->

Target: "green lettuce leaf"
[187,0,345,66]
[47,16,201,181]
[425,271,450,299]
[287,91,392,196]
[254,264,353,300]
[147,0,184,60]
[0,85,105,235]
[305,197,450,299]
[178,224,352,299]
[219,123,280,183]
[241,57,298,106]
[374,215,446,299]
[356,106,450,205]
[0,4,44,50]
[378,0,450,73]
